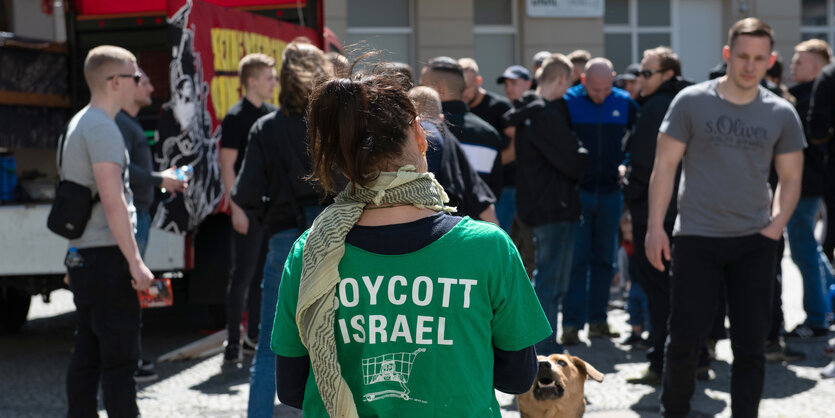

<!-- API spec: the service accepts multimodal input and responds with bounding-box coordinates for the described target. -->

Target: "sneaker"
[588,323,620,339]
[138,358,154,372]
[622,333,651,350]
[786,325,830,341]
[134,368,158,383]
[242,335,257,356]
[626,368,661,386]
[765,339,806,363]
[561,326,580,346]
[695,366,715,381]
[224,343,242,363]
[822,361,835,379]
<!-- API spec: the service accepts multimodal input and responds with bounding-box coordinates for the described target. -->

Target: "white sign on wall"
[526,0,604,18]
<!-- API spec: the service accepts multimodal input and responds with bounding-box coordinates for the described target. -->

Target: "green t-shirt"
[271,217,552,417]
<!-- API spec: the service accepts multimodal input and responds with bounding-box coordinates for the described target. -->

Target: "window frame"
[603,0,679,67]
[801,0,835,46]
[345,0,415,67]
[474,0,519,95]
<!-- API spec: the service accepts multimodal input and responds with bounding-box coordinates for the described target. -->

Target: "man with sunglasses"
[62,45,154,418]
[622,46,691,386]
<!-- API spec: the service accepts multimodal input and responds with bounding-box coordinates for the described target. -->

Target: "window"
[604,0,673,74]
[0,0,11,32]
[801,0,834,44]
[474,0,517,96]
[346,0,413,67]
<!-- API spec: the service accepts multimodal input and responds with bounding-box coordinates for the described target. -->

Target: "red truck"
[0,0,335,333]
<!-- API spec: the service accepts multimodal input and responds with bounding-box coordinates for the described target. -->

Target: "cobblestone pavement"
[1,254,833,417]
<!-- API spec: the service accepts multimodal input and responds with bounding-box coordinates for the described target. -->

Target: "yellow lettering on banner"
[210,76,241,120]
[209,28,290,113]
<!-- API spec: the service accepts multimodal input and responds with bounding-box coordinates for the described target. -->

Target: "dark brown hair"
[279,42,331,115]
[307,73,418,194]
[728,17,774,50]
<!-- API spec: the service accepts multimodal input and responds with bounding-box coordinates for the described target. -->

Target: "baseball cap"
[497,65,531,84]
[617,63,641,81]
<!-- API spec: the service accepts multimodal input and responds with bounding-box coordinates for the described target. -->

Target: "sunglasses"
[106,72,142,84]
[639,69,664,78]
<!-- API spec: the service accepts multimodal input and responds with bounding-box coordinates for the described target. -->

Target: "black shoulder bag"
[47,124,100,239]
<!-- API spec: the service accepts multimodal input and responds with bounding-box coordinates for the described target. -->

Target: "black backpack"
[46,123,100,239]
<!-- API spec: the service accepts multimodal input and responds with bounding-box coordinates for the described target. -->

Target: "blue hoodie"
[564,84,638,193]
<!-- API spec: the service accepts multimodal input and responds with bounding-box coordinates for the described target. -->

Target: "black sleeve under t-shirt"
[274,213,538,406]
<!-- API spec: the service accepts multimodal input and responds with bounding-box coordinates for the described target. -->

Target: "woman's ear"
[413,116,428,154]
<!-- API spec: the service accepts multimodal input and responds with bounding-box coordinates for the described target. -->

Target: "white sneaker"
[821,361,835,379]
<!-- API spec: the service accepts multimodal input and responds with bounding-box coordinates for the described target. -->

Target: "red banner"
[73,0,305,16]
[153,0,316,233]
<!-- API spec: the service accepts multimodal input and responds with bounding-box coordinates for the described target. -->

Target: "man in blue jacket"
[562,58,638,345]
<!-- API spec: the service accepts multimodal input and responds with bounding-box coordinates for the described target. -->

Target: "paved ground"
[1,253,833,417]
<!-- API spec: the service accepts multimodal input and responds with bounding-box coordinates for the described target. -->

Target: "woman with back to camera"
[230,41,331,418]
[269,64,552,417]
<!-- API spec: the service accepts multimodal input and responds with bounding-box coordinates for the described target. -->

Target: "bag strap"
[56,120,100,204]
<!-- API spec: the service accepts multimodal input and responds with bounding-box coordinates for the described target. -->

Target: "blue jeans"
[562,190,623,329]
[135,209,151,258]
[248,206,323,418]
[532,221,577,354]
[495,186,516,234]
[786,197,832,328]
[627,281,650,330]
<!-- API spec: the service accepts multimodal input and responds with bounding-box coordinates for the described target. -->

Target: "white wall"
[12,0,55,40]
[675,0,723,82]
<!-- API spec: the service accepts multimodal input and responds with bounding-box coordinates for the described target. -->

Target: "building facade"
[325,0,833,94]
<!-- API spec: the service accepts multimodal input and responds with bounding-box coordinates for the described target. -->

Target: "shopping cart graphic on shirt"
[361,348,427,403]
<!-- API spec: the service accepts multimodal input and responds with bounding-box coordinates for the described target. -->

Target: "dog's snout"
[538,360,551,369]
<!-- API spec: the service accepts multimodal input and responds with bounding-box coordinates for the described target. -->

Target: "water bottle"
[65,247,84,268]
[174,165,194,182]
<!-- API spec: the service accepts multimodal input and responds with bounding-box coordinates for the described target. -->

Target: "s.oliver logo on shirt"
[703,115,769,150]
[335,275,478,346]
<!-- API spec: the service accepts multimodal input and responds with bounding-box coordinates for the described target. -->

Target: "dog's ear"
[571,356,604,382]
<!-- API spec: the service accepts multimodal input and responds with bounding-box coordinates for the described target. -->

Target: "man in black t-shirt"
[459,58,516,232]
[219,53,278,363]
[421,57,504,204]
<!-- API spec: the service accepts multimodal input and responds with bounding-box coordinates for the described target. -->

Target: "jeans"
[631,222,672,375]
[787,197,832,328]
[227,214,266,345]
[531,221,577,354]
[248,206,323,418]
[135,209,151,258]
[495,186,516,234]
[627,281,650,330]
[66,246,140,418]
[563,189,623,329]
[661,234,777,418]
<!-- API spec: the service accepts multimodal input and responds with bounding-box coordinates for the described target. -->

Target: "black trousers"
[661,234,777,418]
[66,246,140,418]
[631,221,672,375]
[227,214,266,344]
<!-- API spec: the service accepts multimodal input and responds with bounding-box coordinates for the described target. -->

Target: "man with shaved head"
[561,57,638,346]
[421,57,503,203]
[63,45,154,417]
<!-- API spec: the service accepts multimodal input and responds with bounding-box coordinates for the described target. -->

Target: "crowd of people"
[59,16,835,418]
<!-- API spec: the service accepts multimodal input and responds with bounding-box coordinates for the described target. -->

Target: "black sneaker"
[134,368,158,383]
[786,325,830,342]
[138,358,154,371]
[621,333,651,350]
[695,366,715,381]
[224,343,242,363]
[765,339,806,363]
[242,335,257,356]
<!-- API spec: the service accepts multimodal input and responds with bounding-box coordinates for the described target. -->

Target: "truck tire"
[0,288,31,334]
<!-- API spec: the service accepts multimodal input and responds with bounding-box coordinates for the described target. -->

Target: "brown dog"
[517,354,605,418]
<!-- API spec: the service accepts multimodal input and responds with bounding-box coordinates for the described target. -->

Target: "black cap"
[618,63,641,81]
[497,65,531,84]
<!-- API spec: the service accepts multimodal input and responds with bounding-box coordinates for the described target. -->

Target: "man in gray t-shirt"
[645,18,805,418]
[61,46,153,418]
